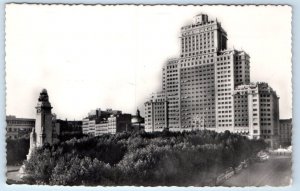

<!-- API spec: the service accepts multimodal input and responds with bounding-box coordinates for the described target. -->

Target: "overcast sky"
[5,4,292,120]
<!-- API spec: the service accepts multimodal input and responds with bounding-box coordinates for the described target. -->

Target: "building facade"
[279,119,292,147]
[144,14,281,148]
[233,82,280,148]
[82,108,137,136]
[55,119,82,137]
[7,115,82,140]
[6,115,35,139]
[144,92,168,132]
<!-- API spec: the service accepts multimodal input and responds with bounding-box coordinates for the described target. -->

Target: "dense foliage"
[23,130,266,186]
[6,138,30,165]
[6,134,85,166]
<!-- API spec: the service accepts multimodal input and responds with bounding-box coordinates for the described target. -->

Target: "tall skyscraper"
[145,14,280,147]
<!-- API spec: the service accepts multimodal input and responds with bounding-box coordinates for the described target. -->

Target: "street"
[6,165,23,184]
[222,155,292,187]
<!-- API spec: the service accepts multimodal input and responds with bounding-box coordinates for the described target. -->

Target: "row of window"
[217,88,232,92]
[218,109,232,113]
[182,50,215,57]
[217,74,231,79]
[182,44,215,52]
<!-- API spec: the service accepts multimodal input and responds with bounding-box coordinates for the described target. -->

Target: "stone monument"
[19,89,57,177]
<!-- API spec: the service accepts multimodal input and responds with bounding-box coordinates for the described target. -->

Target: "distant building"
[279,119,292,147]
[6,115,35,139]
[82,118,90,135]
[82,108,135,136]
[108,114,132,134]
[7,114,82,140]
[55,119,82,137]
[144,92,168,132]
[95,120,108,136]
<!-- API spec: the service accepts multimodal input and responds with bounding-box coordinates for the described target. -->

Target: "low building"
[88,120,96,136]
[108,114,132,134]
[7,114,82,140]
[95,121,109,136]
[6,115,35,139]
[279,119,292,147]
[82,108,134,136]
[82,118,89,134]
[55,119,82,136]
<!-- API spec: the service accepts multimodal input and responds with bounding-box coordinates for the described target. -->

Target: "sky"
[5,4,292,120]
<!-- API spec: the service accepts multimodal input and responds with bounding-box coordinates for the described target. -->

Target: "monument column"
[34,89,53,147]
[20,89,54,177]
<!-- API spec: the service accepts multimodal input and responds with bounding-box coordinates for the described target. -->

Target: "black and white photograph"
[5,4,292,186]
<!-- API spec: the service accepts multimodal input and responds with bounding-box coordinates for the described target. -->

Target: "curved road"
[223,155,292,187]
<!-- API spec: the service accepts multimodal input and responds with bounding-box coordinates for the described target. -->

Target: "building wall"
[82,118,89,135]
[6,116,35,139]
[54,119,82,136]
[279,119,292,147]
[258,83,280,148]
[232,83,280,148]
[95,122,108,136]
[144,92,168,132]
[88,120,96,136]
[233,90,249,133]
[82,108,133,136]
[163,59,180,131]
[114,114,132,133]
[179,14,225,132]
[215,51,235,132]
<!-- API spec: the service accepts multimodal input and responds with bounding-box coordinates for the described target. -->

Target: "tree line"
[21,130,266,186]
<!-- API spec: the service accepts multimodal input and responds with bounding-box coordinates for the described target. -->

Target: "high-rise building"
[146,14,250,132]
[279,119,292,147]
[144,92,168,132]
[144,14,280,147]
[233,82,280,148]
